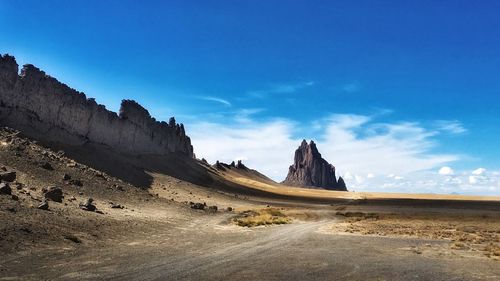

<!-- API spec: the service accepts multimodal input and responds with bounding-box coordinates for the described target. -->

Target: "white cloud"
[439,166,454,175]
[187,113,480,192]
[197,96,232,107]
[434,120,467,134]
[472,168,486,175]
[469,176,478,184]
[185,110,499,196]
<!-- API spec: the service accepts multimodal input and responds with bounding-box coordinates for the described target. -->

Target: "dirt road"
[2,211,499,281]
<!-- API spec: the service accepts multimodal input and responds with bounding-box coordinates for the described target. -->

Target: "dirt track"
[2,207,500,281]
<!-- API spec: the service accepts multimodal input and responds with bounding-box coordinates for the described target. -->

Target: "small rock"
[0,183,12,195]
[110,203,124,209]
[64,234,81,243]
[69,179,83,186]
[227,207,233,212]
[41,162,53,170]
[68,196,76,201]
[0,171,16,182]
[62,174,71,180]
[79,198,96,212]
[78,191,84,195]
[191,202,205,210]
[44,186,63,202]
[11,194,19,201]
[208,205,218,212]
[67,162,77,168]
[38,200,49,210]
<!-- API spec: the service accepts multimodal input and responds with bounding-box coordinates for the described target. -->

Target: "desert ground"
[1,128,499,281]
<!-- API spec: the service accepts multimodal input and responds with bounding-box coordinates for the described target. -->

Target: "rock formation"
[282,140,347,191]
[0,54,193,157]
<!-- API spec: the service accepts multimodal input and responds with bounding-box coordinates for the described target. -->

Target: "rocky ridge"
[282,140,347,191]
[0,54,193,157]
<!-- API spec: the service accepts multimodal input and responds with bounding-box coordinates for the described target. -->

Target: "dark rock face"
[0,54,193,158]
[282,140,347,191]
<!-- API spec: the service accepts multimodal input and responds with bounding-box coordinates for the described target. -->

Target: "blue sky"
[1,1,499,195]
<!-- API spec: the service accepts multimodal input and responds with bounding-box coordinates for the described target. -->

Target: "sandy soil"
[1,128,500,281]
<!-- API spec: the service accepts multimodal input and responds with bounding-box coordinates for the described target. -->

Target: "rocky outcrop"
[282,140,347,191]
[0,54,193,157]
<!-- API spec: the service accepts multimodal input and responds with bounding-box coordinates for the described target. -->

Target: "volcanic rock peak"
[282,139,347,191]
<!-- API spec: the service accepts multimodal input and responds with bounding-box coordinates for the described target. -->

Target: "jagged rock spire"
[282,140,347,191]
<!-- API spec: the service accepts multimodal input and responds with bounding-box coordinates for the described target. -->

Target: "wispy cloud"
[247,81,315,98]
[434,120,467,134]
[197,96,232,107]
[341,81,361,93]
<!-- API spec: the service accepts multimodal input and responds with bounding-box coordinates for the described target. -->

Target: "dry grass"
[331,212,500,259]
[234,208,291,227]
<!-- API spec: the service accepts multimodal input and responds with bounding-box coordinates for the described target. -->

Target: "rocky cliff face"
[0,54,193,157]
[282,140,347,191]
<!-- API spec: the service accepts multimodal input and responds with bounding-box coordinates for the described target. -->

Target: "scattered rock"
[20,227,32,234]
[64,234,81,243]
[0,183,12,195]
[0,171,16,182]
[40,162,53,170]
[79,198,96,212]
[110,202,124,209]
[44,186,63,202]
[69,179,83,186]
[38,200,49,210]
[191,202,205,210]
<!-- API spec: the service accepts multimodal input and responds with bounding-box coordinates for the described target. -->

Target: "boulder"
[38,200,49,210]
[40,162,53,170]
[0,183,11,195]
[0,171,16,182]
[79,198,96,211]
[190,202,205,210]
[44,186,63,202]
